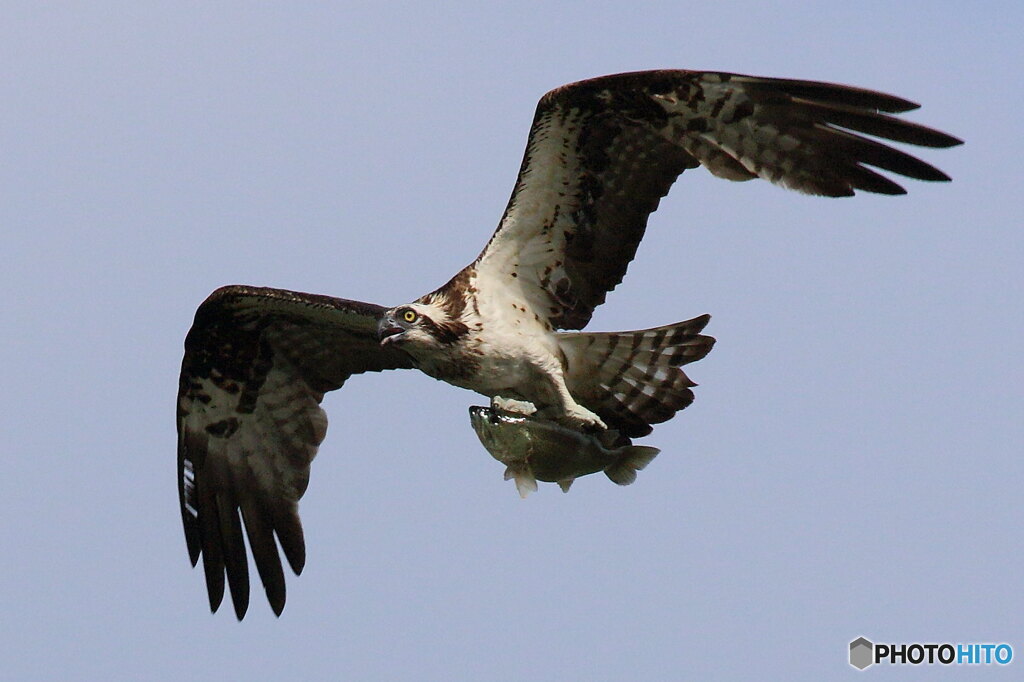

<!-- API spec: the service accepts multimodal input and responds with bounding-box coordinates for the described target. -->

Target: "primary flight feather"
[177,69,960,618]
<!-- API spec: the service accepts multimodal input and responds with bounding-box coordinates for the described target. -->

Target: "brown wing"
[177,285,414,619]
[474,70,962,330]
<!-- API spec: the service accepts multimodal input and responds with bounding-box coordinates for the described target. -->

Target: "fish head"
[468,406,532,464]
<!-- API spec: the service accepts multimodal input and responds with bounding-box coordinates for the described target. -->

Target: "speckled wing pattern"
[177,285,414,619]
[475,70,962,330]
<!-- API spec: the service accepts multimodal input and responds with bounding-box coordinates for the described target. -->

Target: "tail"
[604,445,660,486]
[558,315,715,437]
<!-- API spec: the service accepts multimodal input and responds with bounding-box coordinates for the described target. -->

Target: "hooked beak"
[378,316,405,346]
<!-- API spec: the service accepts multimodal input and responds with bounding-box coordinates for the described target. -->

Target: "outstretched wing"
[177,285,414,619]
[475,70,961,330]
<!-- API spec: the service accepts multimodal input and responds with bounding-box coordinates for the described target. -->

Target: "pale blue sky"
[3,2,1021,679]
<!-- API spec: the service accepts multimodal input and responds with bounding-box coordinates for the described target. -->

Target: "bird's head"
[378,301,465,353]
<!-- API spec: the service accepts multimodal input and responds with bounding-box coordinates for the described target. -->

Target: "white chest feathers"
[427,285,563,399]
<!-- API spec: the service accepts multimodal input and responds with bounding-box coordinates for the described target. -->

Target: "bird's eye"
[402,309,418,323]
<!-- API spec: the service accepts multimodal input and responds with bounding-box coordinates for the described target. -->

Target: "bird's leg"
[491,395,537,416]
[549,380,607,432]
[557,402,607,432]
[500,364,607,431]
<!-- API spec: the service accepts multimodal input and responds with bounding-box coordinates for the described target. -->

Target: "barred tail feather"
[559,315,715,437]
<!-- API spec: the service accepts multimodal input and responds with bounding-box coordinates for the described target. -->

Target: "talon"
[492,396,537,416]
[558,405,607,432]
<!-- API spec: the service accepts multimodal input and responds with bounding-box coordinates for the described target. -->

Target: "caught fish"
[469,406,660,497]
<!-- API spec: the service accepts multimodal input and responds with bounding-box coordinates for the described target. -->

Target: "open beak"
[378,316,405,346]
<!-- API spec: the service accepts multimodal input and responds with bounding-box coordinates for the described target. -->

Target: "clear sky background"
[3,2,1021,680]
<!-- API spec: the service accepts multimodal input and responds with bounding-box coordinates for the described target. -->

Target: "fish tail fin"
[604,445,660,486]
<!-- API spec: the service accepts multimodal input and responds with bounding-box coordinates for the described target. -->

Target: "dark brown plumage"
[177,70,959,618]
[178,286,412,617]
[479,70,961,330]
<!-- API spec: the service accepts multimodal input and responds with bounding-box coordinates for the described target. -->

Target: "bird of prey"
[177,69,960,618]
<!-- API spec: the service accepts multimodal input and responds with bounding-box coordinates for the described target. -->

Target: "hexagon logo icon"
[850,637,874,670]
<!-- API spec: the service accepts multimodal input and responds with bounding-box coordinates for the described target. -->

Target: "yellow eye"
[402,309,418,323]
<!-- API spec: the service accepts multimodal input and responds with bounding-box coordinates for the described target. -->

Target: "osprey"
[177,70,960,618]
